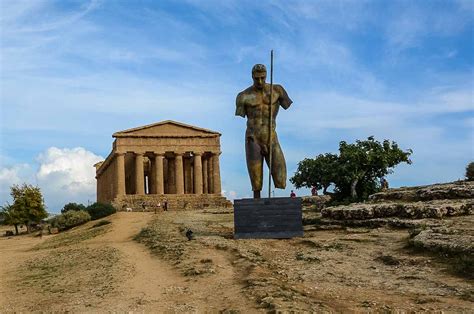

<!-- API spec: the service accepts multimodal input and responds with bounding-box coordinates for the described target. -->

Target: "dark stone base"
[233,197,303,239]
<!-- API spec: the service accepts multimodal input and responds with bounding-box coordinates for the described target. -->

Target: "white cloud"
[1,0,101,34]
[0,147,103,212]
[0,164,35,206]
[384,2,472,53]
[36,147,103,204]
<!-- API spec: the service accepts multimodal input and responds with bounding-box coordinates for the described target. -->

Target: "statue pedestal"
[233,197,303,239]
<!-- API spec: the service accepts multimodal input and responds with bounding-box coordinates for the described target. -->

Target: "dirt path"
[91,213,255,312]
[0,227,47,310]
[91,212,257,312]
[0,213,258,312]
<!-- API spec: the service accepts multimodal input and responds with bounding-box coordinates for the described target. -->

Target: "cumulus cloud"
[36,147,103,210]
[0,147,103,213]
[0,164,35,204]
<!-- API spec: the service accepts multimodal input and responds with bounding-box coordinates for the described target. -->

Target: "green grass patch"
[33,224,110,250]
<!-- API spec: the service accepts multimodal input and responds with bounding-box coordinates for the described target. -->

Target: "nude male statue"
[235,64,293,199]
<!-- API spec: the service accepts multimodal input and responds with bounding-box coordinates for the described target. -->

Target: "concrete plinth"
[233,197,303,239]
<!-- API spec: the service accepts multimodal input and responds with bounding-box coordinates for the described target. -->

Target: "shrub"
[466,162,474,181]
[86,202,116,220]
[61,202,86,213]
[50,210,91,231]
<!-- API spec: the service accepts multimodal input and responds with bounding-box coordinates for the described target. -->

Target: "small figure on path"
[185,229,194,241]
[290,190,296,198]
[311,186,318,196]
[163,200,168,211]
[155,201,161,214]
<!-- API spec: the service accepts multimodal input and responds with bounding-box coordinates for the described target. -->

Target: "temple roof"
[112,120,221,138]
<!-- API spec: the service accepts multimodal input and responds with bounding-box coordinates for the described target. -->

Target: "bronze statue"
[235,64,293,199]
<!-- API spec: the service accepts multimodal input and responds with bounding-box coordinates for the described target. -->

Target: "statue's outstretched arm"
[235,92,246,117]
[276,85,293,110]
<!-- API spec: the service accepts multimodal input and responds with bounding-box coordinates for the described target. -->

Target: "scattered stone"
[409,228,474,255]
[5,230,14,236]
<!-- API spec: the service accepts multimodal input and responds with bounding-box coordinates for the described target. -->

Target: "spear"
[268,50,274,199]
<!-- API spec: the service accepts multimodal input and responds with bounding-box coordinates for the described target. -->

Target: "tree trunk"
[26,222,30,234]
[14,224,19,235]
[323,186,328,195]
[350,179,358,199]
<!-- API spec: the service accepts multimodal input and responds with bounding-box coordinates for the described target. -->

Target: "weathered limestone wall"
[97,156,117,204]
[112,194,232,211]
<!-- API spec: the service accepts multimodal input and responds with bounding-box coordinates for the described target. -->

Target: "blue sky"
[1,0,473,213]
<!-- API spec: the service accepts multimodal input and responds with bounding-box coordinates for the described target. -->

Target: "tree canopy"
[61,202,86,213]
[1,184,47,234]
[290,137,412,201]
[466,162,474,181]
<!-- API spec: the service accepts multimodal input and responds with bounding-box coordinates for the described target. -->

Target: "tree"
[5,184,47,233]
[290,153,338,194]
[466,162,474,181]
[290,137,412,201]
[337,137,412,199]
[1,203,25,235]
[86,202,116,220]
[61,202,86,213]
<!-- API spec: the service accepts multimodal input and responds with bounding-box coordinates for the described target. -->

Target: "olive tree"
[290,137,412,201]
[1,184,48,233]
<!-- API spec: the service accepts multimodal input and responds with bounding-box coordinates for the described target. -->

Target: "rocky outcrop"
[409,222,474,255]
[321,199,473,220]
[369,181,474,202]
[301,195,331,211]
[321,181,474,221]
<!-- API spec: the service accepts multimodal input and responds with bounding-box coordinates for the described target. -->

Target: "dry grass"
[33,223,110,250]
[14,246,126,310]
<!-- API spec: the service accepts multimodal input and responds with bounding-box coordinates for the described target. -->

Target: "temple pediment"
[113,120,220,138]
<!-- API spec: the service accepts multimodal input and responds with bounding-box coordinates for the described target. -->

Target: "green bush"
[50,210,91,231]
[466,162,474,181]
[61,202,86,213]
[86,202,116,220]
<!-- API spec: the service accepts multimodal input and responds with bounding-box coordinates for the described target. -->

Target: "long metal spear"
[268,50,274,199]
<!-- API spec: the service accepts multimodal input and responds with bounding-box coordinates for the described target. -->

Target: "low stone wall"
[321,199,473,220]
[112,194,232,211]
[301,195,331,211]
[369,181,474,202]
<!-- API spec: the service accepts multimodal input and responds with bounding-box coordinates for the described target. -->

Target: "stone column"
[154,153,164,194]
[212,152,221,195]
[163,157,169,194]
[208,155,214,194]
[135,152,145,195]
[202,158,208,194]
[193,152,203,195]
[116,153,126,196]
[184,157,193,194]
[174,152,184,194]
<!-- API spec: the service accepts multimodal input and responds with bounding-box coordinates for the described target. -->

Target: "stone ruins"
[94,120,231,210]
